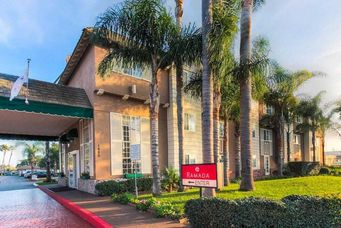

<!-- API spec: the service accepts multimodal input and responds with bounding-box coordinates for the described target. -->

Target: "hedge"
[95,178,152,196]
[185,195,341,228]
[287,162,321,176]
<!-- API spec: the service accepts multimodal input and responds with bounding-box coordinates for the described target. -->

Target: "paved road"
[0,175,36,191]
[0,176,92,228]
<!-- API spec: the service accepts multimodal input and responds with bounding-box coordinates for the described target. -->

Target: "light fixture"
[122,94,130,100]
[144,99,150,104]
[97,89,104,96]
[162,103,170,108]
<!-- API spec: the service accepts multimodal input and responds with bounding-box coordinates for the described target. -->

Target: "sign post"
[181,163,217,197]
[131,144,141,198]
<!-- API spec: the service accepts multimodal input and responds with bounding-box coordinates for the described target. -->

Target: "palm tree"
[93,0,199,196]
[201,0,215,197]
[7,146,15,167]
[262,63,315,175]
[296,92,328,162]
[18,142,44,173]
[238,0,266,191]
[174,0,185,192]
[172,0,202,192]
[0,144,10,168]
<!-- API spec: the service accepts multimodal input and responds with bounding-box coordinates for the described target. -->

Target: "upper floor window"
[183,70,196,87]
[80,119,93,175]
[296,116,303,124]
[112,59,150,80]
[265,105,274,115]
[293,134,301,145]
[219,121,224,138]
[261,128,273,156]
[184,113,196,132]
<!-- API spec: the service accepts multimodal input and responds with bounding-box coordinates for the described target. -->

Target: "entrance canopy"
[0,73,93,141]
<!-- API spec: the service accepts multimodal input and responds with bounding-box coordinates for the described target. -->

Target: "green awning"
[0,96,93,118]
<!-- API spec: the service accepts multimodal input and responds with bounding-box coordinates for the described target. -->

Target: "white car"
[24,171,32,178]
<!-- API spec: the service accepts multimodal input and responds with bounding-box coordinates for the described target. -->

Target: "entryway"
[68,150,79,189]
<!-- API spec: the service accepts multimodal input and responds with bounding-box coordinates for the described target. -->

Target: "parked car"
[24,171,32,178]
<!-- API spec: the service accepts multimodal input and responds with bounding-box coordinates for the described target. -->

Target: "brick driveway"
[0,188,92,228]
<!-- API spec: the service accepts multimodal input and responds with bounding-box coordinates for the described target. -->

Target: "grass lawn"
[139,176,341,209]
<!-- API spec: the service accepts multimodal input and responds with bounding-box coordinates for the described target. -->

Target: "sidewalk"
[55,189,187,228]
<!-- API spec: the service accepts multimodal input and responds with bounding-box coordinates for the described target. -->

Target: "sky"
[1,0,341,165]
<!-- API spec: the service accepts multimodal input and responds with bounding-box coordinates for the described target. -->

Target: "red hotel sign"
[181,163,217,188]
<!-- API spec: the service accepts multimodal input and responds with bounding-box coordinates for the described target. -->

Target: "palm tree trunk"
[322,132,325,165]
[223,116,229,186]
[213,89,221,164]
[176,64,185,192]
[239,0,255,191]
[150,56,161,196]
[286,122,291,162]
[175,0,185,192]
[1,151,6,167]
[277,122,284,176]
[202,0,215,197]
[46,141,51,182]
[312,129,316,162]
[234,122,241,178]
[8,151,13,166]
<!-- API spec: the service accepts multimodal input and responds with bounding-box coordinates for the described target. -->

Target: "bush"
[153,202,182,219]
[282,195,341,227]
[288,162,321,176]
[136,198,158,211]
[95,178,153,196]
[329,166,341,176]
[161,167,179,192]
[112,193,134,205]
[80,172,90,180]
[185,195,341,228]
[319,166,331,175]
[95,180,127,196]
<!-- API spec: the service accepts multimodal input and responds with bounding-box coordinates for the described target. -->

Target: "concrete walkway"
[56,189,187,228]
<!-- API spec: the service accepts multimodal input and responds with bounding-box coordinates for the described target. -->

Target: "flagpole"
[25,58,31,105]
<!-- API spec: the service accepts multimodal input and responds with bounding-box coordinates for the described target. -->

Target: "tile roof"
[0,73,92,108]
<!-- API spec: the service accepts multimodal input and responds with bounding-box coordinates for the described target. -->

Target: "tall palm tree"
[7,146,15,167]
[238,0,266,191]
[93,0,199,196]
[0,144,10,168]
[262,63,315,175]
[18,142,44,173]
[201,0,215,197]
[174,0,185,192]
[296,92,328,162]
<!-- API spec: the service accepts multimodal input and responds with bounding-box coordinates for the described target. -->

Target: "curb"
[37,186,112,228]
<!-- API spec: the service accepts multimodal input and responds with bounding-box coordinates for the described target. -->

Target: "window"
[294,134,301,145]
[81,119,93,175]
[185,155,196,164]
[264,105,274,115]
[112,59,150,80]
[122,116,141,174]
[296,116,303,123]
[184,113,196,131]
[261,129,273,155]
[219,122,224,138]
[183,70,196,87]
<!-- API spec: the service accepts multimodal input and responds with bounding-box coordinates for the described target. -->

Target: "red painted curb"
[38,186,112,228]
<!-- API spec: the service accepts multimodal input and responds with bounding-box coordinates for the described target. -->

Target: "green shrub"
[112,193,135,205]
[185,195,341,228]
[136,198,158,211]
[282,195,341,227]
[329,166,341,176]
[153,202,182,219]
[95,180,127,196]
[80,172,90,180]
[319,166,331,175]
[126,178,153,192]
[288,162,321,176]
[95,178,153,196]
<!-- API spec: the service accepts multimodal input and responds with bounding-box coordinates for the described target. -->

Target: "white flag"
[9,69,28,101]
